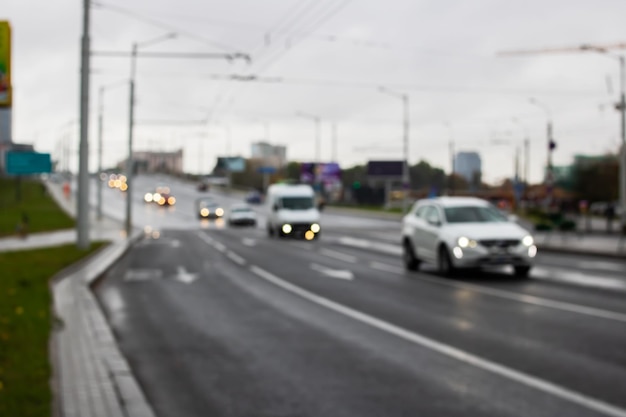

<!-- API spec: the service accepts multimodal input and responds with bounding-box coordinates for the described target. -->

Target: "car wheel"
[403,240,420,271]
[438,245,455,276]
[514,266,531,278]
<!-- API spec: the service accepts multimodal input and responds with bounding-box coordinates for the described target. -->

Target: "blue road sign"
[6,152,52,175]
[257,166,277,174]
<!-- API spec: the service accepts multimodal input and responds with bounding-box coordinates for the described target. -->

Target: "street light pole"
[619,56,626,233]
[379,87,410,213]
[124,33,177,236]
[97,80,127,221]
[296,112,322,163]
[529,98,554,208]
[125,42,137,236]
[77,0,91,249]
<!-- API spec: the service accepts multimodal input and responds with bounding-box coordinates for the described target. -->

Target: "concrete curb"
[51,231,153,417]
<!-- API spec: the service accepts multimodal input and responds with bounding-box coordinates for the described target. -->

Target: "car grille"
[479,239,520,248]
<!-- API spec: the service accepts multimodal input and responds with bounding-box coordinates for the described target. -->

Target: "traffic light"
[549,140,557,151]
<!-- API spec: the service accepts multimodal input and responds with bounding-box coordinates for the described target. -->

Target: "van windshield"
[281,197,314,210]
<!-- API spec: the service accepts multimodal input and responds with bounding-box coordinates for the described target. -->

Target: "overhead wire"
[92,0,244,53]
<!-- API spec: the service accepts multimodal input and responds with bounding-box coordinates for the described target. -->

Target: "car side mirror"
[428,219,441,227]
[272,204,279,212]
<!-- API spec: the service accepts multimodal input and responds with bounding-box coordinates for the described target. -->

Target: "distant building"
[455,151,482,183]
[251,141,287,168]
[118,149,183,174]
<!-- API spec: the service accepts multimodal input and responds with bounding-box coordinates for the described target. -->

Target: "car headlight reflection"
[282,224,292,234]
[528,245,538,258]
[311,223,321,233]
[522,235,534,247]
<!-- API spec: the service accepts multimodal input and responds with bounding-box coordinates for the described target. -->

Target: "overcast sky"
[4,0,626,183]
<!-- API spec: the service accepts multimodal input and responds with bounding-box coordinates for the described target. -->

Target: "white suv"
[402,197,537,277]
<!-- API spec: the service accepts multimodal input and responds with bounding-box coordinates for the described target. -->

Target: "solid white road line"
[227,251,247,266]
[249,265,626,417]
[319,248,358,264]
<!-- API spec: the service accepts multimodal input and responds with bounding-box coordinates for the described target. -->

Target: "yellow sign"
[0,21,11,108]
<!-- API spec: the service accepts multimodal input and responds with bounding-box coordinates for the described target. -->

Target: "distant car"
[402,197,537,277]
[245,191,262,204]
[144,186,175,206]
[228,204,257,227]
[197,198,224,219]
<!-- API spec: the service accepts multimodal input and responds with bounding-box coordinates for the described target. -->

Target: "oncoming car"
[144,186,176,206]
[402,197,537,277]
[228,204,257,227]
[197,198,224,219]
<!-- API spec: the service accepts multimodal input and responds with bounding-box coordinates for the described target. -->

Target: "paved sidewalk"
[0,180,155,417]
[535,231,626,257]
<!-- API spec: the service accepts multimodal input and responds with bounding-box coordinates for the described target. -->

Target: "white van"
[266,184,321,240]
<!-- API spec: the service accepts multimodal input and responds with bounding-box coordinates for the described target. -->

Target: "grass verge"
[0,178,75,237]
[0,242,106,417]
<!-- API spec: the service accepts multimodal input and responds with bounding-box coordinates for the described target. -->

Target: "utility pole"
[379,87,410,213]
[332,122,338,162]
[77,0,91,249]
[449,139,455,195]
[97,80,127,221]
[529,98,555,208]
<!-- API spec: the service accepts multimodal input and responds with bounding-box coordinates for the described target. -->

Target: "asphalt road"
[94,175,626,417]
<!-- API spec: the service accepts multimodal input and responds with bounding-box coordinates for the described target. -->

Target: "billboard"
[0,21,11,108]
[6,152,52,175]
[366,160,404,178]
[300,162,341,185]
[216,157,245,173]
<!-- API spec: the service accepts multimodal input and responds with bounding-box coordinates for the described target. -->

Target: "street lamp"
[529,98,556,208]
[296,111,321,163]
[511,117,530,186]
[97,80,127,220]
[125,32,177,236]
[379,87,410,213]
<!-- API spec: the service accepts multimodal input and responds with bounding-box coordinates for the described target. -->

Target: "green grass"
[0,242,106,417]
[0,178,75,237]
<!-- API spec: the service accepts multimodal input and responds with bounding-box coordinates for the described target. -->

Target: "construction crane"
[498,42,626,233]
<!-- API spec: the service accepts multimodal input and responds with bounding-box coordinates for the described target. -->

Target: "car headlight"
[168,197,176,205]
[457,237,477,248]
[522,235,534,247]
[282,224,292,234]
[216,208,224,217]
[144,193,153,203]
[200,208,209,217]
[311,223,321,233]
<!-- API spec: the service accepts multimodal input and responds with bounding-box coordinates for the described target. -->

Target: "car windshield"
[281,197,314,210]
[444,205,509,223]
[198,200,216,208]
